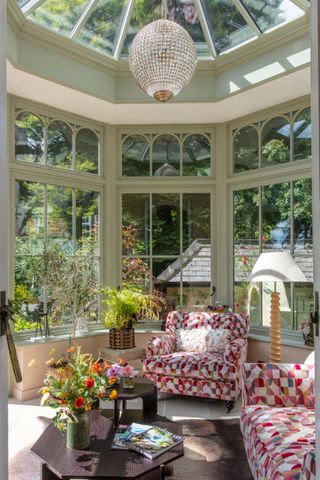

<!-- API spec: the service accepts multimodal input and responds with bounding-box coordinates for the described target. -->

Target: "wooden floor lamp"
[249,252,307,362]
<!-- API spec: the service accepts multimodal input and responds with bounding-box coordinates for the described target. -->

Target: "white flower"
[41,392,50,406]
[99,386,105,394]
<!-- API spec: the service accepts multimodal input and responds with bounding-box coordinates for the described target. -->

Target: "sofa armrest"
[145,334,176,357]
[242,363,315,407]
[301,451,316,480]
[224,338,247,366]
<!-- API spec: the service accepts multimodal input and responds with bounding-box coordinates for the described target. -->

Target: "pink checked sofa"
[143,310,249,412]
[241,362,316,480]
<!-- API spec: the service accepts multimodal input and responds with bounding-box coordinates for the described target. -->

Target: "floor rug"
[9,416,253,480]
[171,418,253,480]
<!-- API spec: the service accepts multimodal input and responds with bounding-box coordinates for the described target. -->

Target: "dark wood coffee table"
[31,409,183,480]
[114,377,157,427]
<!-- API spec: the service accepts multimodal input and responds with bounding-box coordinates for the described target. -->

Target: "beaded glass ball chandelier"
[129,2,197,103]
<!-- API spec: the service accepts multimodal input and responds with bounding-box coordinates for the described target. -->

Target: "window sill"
[249,327,313,349]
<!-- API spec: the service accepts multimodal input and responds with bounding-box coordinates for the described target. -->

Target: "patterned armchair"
[240,363,316,480]
[143,310,249,412]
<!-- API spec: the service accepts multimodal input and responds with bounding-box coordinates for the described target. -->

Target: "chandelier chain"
[161,0,168,19]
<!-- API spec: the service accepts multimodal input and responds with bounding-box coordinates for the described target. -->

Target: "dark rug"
[171,418,253,480]
[9,417,252,480]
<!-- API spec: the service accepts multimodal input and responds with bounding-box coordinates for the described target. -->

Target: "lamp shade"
[249,252,307,283]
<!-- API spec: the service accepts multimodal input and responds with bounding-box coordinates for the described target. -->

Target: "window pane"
[234,255,257,286]
[293,107,311,161]
[122,258,151,289]
[294,179,312,253]
[183,134,211,176]
[76,128,99,174]
[200,0,255,54]
[182,256,211,308]
[262,117,290,167]
[47,185,73,250]
[153,257,180,309]
[77,0,128,55]
[234,281,260,326]
[262,182,291,251]
[122,194,149,255]
[294,283,313,330]
[241,0,304,33]
[30,0,88,36]
[262,282,292,329]
[152,194,180,255]
[233,126,259,172]
[15,111,44,164]
[76,189,100,253]
[47,120,73,169]
[15,180,45,253]
[234,188,259,255]
[183,193,210,252]
[152,135,180,176]
[122,134,150,176]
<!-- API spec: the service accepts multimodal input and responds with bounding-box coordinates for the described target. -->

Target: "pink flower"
[121,364,135,378]
[107,364,122,378]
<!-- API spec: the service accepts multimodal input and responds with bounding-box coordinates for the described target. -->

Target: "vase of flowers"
[41,345,118,449]
[107,361,137,389]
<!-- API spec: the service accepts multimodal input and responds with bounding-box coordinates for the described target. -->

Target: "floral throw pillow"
[176,327,231,353]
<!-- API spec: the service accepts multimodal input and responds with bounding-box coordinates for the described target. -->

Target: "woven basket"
[109,328,135,350]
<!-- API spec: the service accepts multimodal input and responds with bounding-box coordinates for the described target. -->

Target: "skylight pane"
[29,0,89,36]
[240,0,304,32]
[16,0,28,6]
[121,0,209,57]
[77,0,129,55]
[200,0,256,54]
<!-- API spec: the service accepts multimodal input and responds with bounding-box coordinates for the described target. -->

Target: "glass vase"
[67,412,90,449]
[122,376,135,389]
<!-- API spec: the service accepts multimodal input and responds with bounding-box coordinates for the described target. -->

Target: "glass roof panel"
[76,0,129,55]
[16,0,28,6]
[121,0,209,57]
[200,0,256,54]
[30,0,89,36]
[240,0,305,32]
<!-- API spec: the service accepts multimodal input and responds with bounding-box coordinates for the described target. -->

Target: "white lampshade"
[249,252,307,283]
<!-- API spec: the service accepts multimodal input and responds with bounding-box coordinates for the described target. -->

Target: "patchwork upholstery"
[143,310,249,401]
[241,363,316,480]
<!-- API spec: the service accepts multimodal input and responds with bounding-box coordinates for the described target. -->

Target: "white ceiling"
[7,61,310,125]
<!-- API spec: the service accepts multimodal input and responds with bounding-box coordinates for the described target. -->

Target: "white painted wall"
[0,1,8,479]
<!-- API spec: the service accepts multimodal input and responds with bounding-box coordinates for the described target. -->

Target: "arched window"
[76,128,99,174]
[15,111,44,163]
[122,134,150,176]
[233,126,259,172]
[47,120,72,169]
[293,107,311,161]
[261,116,290,167]
[183,134,211,176]
[152,134,180,176]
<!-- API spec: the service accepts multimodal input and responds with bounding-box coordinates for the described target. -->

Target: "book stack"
[111,422,184,460]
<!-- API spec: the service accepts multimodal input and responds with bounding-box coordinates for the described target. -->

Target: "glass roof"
[17,0,308,60]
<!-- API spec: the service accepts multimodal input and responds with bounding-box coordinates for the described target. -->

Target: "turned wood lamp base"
[269,290,281,363]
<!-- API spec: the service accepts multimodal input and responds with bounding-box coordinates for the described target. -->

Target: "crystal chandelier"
[129,2,197,103]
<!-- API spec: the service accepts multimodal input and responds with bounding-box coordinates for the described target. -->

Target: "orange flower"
[109,376,117,385]
[67,346,75,353]
[92,362,102,374]
[84,377,95,389]
[119,358,127,366]
[109,389,118,400]
[85,404,91,412]
[98,392,104,399]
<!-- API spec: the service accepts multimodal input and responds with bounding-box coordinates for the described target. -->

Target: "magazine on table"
[111,423,151,450]
[123,424,184,460]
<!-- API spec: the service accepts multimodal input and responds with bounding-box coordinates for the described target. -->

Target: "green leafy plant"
[101,285,162,329]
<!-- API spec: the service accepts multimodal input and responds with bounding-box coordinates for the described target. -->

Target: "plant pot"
[67,412,90,449]
[109,327,135,349]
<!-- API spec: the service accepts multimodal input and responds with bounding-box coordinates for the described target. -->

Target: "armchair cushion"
[144,351,239,382]
[145,334,176,357]
[241,405,315,480]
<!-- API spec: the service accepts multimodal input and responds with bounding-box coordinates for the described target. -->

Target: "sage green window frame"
[230,103,311,175]
[9,97,106,340]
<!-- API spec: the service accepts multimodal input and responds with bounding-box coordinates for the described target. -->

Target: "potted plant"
[101,284,161,350]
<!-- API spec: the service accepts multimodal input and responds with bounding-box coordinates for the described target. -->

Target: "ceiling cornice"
[7,0,310,78]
